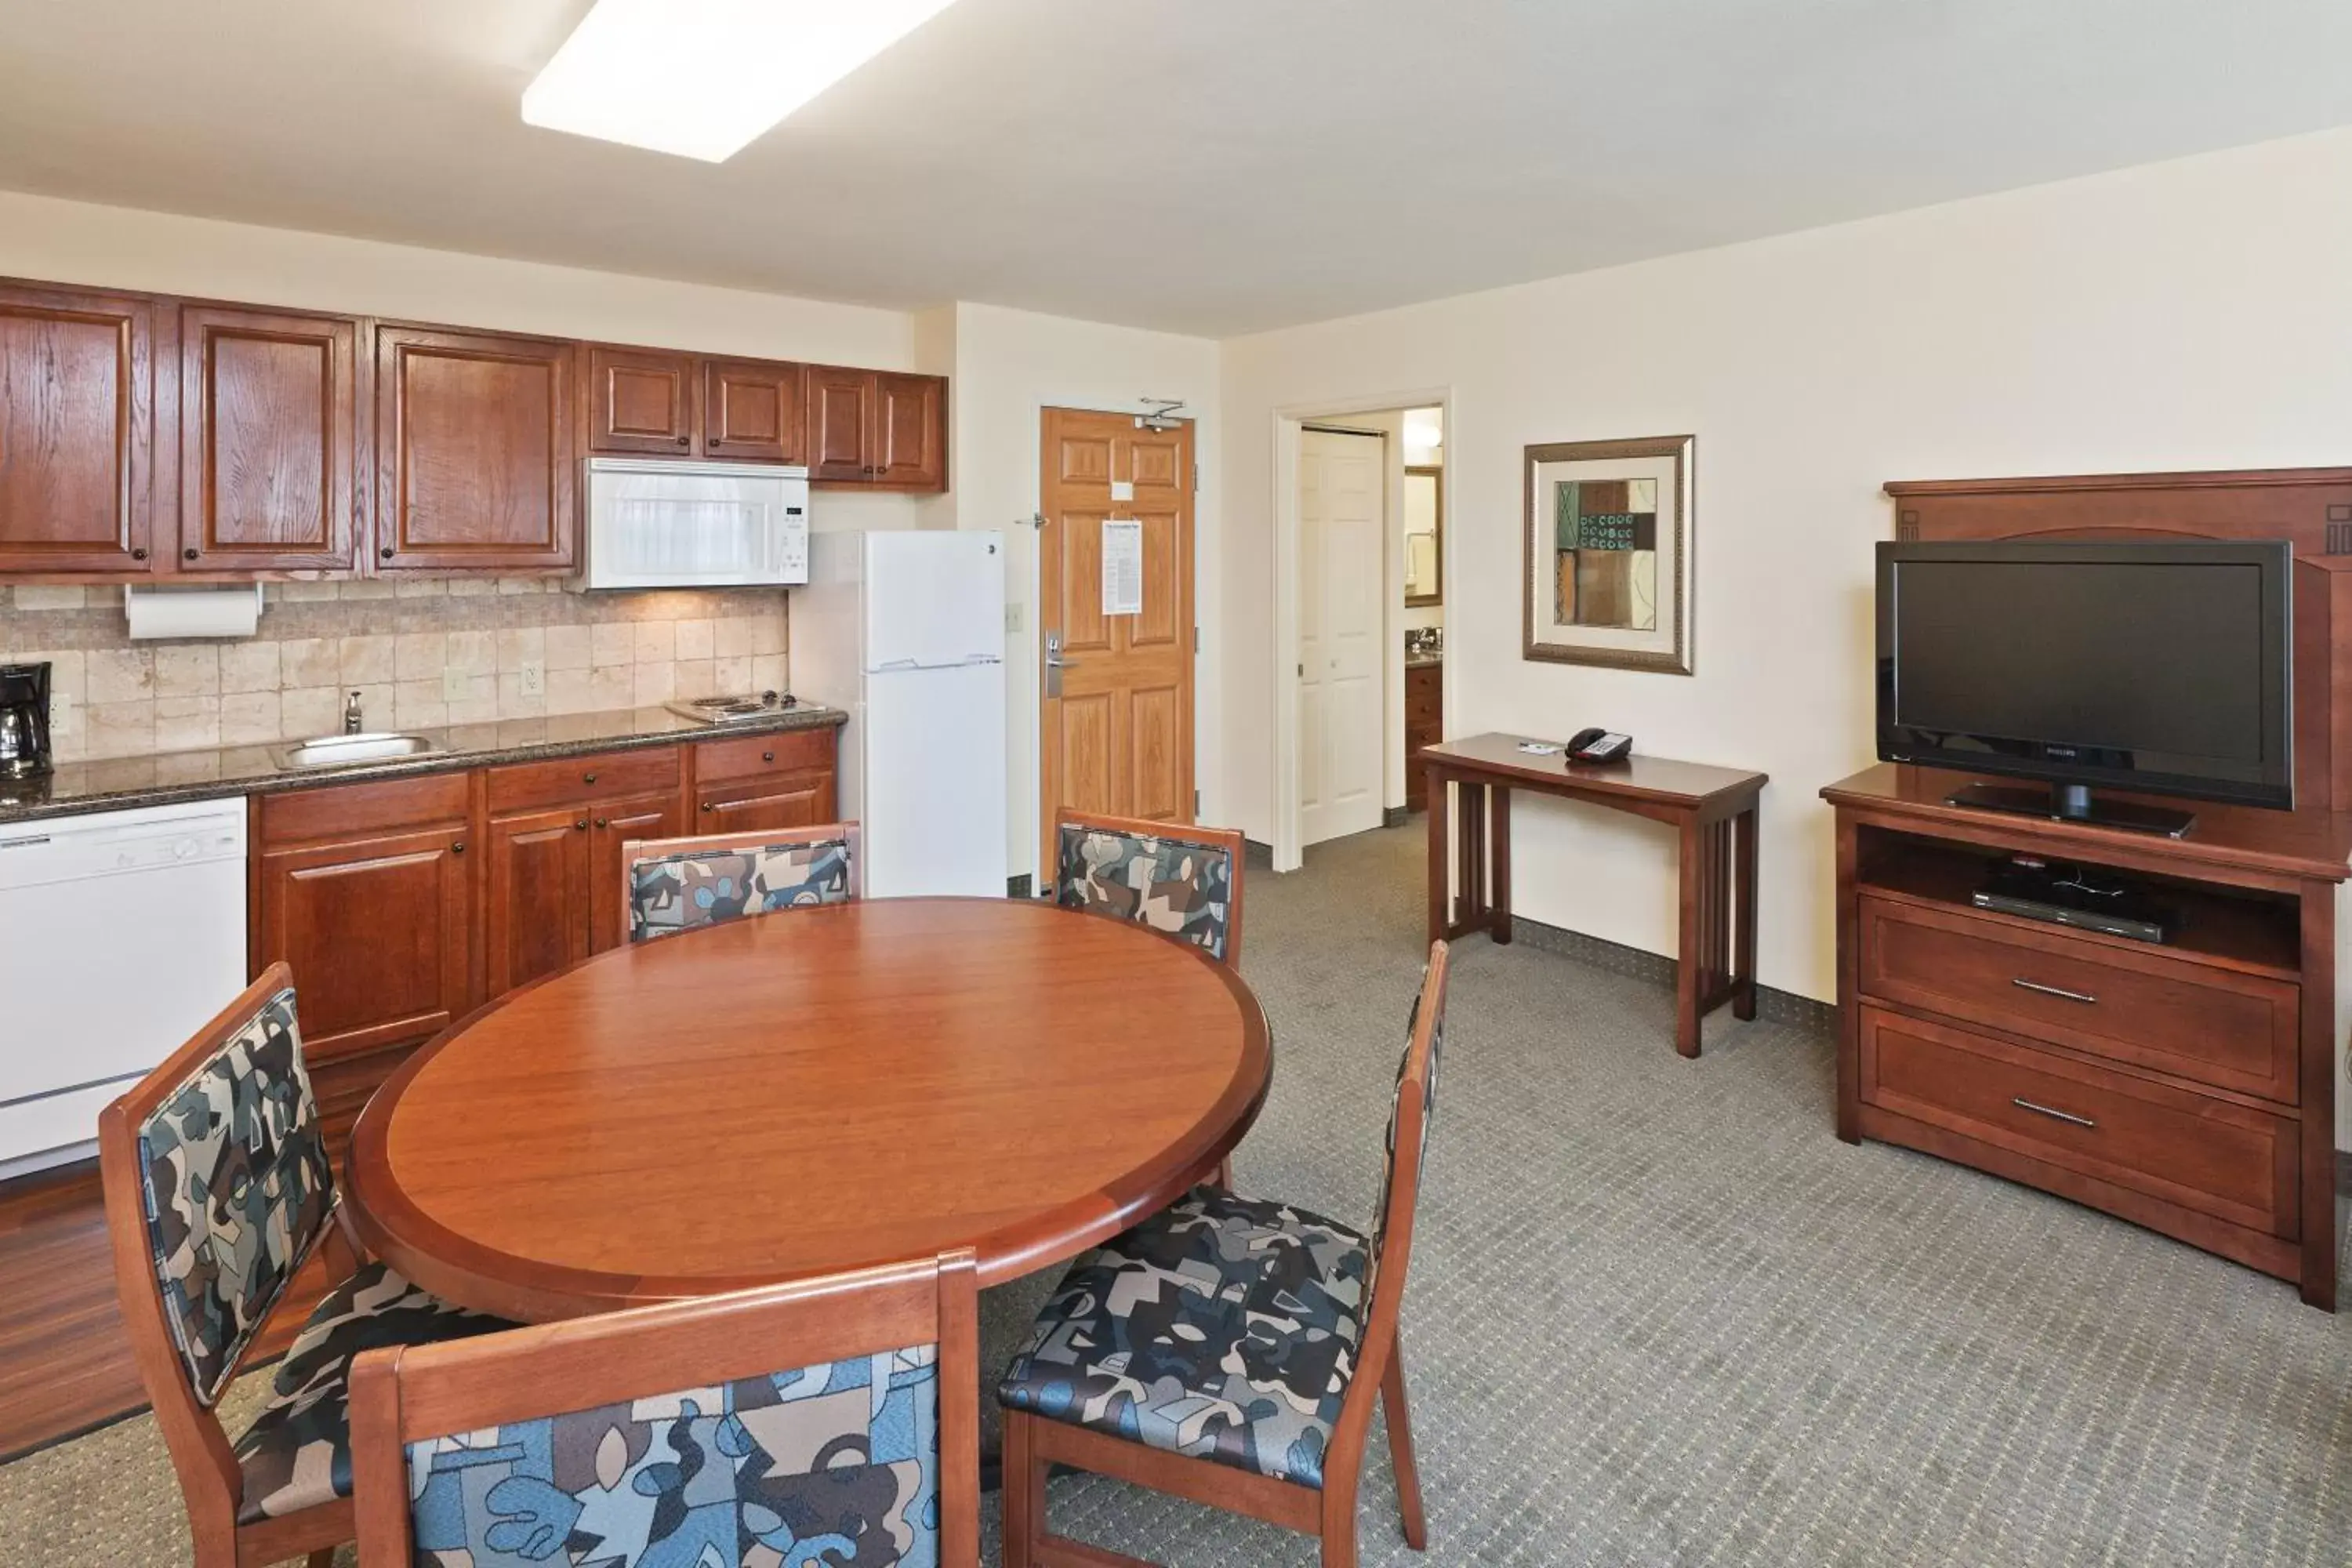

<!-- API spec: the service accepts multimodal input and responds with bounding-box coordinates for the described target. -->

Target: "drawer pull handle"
[2012,978,2096,1005]
[2012,1097,2097,1130]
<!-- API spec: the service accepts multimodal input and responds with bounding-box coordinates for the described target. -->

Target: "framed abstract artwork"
[1523,434,1694,674]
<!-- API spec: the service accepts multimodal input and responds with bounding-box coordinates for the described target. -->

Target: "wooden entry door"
[1040,408,1196,866]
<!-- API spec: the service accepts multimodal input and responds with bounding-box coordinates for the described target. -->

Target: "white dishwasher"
[0,797,249,1178]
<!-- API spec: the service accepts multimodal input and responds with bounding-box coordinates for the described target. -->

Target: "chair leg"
[1382,1345,1428,1550]
[1214,1156,1234,1189]
[306,1551,337,1568]
[1003,1410,1044,1568]
[1320,1464,1361,1568]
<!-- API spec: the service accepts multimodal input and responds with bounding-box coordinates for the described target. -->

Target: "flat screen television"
[1876,539,2293,834]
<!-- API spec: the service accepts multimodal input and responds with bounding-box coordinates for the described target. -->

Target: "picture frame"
[1523,434,1694,674]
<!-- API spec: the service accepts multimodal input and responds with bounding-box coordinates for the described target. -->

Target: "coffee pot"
[0,662,54,778]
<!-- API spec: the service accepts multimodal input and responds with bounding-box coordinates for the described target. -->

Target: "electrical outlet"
[48,693,76,737]
[517,660,546,698]
[1004,601,1024,634]
[442,667,470,702]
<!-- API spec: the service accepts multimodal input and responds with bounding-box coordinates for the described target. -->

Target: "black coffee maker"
[0,662,53,778]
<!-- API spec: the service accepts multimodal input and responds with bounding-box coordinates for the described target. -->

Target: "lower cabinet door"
[485,804,594,998]
[255,824,475,1060]
[692,771,836,834]
[590,791,685,953]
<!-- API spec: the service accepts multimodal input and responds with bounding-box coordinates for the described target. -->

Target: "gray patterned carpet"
[4,822,2348,1566]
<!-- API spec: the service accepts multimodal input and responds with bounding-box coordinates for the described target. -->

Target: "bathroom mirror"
[1403,465,1443,607]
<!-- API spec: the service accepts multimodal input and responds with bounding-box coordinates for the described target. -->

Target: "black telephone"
[1565,727,1635,765]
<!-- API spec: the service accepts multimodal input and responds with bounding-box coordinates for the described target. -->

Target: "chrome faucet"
[343,691,364,735]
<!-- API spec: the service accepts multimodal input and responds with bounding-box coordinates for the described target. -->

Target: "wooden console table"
[1420,732,1768,1056]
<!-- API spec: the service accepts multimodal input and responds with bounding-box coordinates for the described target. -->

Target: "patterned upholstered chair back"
[1368,942,1451,1312]
[622,823,862,945]
[350,1251,983,1568]
[125,976,336,1406]
[1053,809,1247,967]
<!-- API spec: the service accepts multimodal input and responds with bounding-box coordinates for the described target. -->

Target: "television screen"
[1876,539,2293,811]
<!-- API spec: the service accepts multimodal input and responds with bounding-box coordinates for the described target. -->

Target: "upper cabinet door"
[807,365,873,484]
[586,344,695,456]
[376,325,576,571]
[702,358,806,464]
[177,304,361,573]
[873,372,946,491]
[0,282,158,575]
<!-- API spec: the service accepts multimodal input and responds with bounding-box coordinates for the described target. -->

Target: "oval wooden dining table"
[343,897,1273,1323]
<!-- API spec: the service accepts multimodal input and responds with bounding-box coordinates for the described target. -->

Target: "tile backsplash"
[3,581,789,762]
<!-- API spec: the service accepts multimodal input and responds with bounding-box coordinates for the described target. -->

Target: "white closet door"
[1300,428,1386,847]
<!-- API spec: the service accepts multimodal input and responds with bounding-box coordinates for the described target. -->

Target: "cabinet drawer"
[1858,1005,2296,1237]
[487,746,681,811]
[1857,895,2299,1103]
[1405,691,1442,728]
[260,772,470,844]
[693,727,834,784]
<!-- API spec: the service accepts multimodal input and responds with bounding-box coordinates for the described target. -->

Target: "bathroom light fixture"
[522,0,963,162]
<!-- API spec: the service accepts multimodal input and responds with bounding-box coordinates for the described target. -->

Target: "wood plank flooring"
[0,1160,325,1463]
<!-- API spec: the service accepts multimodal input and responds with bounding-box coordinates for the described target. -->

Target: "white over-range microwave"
[583,458,810,590]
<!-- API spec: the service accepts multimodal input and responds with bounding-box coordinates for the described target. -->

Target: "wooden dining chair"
[997,941,1451,1568]
[96,961,507,1568]
[1052,808,1247,967]
[619,821,862,945]
[348,1249,982,1568]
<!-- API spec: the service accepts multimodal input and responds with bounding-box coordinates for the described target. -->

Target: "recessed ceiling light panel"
[522,0,962,163]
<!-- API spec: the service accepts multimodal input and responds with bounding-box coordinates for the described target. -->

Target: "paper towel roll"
[123,584,265,640]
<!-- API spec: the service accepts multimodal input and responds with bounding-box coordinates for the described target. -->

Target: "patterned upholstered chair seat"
[231,1259,504,1523]
[998,1185,1369,1490]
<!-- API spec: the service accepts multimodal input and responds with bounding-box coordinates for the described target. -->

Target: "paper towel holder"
[122,583,267,641]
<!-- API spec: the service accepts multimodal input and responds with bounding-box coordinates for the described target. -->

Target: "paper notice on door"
[1102,519,1144,616]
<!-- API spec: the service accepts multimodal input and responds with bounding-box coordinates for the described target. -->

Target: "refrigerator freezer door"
[863,530,1006,672]
[861,662,1008,898]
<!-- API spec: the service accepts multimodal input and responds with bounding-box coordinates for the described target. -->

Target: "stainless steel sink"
[276,732,441,770]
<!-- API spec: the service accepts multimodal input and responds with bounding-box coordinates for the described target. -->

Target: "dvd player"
[1973,855,2174,944]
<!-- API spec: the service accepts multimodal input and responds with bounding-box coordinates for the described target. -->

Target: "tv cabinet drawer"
[1857,1006,2296,1239]
[1857,895,2299,1103]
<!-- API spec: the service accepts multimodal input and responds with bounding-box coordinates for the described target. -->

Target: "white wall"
[0,189,931,535]
[941,302,1222,880]
[1218,125,2352,1148]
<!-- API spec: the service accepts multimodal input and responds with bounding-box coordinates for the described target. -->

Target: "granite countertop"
[0,703,848,826]
[1406,653,1445,669]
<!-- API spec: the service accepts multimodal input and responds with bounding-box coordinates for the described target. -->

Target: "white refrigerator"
[789,529,1009,898]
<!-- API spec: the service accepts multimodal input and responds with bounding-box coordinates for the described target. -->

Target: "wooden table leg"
[1457,780,1487,937]
[1425,770,1450,945]
[1489,786,1512,943]
[1733,805,1759,1021]
[1675,813,1704,1057]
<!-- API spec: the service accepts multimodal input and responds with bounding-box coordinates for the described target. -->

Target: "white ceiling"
[3,1,2350,337]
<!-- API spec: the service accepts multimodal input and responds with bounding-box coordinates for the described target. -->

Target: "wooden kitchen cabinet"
[806,365,947,490]
[690,728,837,833]
[702,357,806,464]
[252,774,477,1157]
[585,344,698,457]
[484,804,593,997]
[0,281,159,575]
[176,303,362,573]
[873,372,946,489]
[375,324,577,571]
[1404,661,1443,811]
[482,749,687,995]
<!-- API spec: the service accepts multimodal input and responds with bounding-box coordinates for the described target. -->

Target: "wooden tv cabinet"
[1825,764,2344,1308]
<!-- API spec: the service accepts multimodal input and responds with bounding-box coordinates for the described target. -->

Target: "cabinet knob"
[761,750,775,763]
[676,434,691,446]
[583,772,597,784]
[575,819,589,831]
[380,546,395,560]
[595,817,608,829]
[700,803,712,813]
[131,547,149,561]
[183,547,200,561]
[452,841,466,855]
